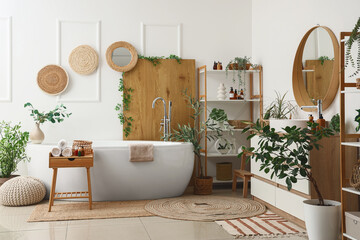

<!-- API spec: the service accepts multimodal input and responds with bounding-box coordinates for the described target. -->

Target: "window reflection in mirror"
[302,28,334,101]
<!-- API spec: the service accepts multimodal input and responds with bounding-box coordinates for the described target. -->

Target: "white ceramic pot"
[303,199,341,240]
[30,123,44,144]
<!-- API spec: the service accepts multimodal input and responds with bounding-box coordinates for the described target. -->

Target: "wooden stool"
[232,150,253,198]
[48,152,94,212]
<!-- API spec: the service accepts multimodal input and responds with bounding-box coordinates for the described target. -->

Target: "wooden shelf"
[341,142,360,148]
[213,178,243,184]
[200,152,238,157]
[54,191,90,199]
[342,187,360,196]
[343,233,357,240]
[199,69,260,74]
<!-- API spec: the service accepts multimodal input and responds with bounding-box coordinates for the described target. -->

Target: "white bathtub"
[26,141,194,201]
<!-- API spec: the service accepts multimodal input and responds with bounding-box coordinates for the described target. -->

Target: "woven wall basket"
[69,45,99,75]
[37,65,69,95]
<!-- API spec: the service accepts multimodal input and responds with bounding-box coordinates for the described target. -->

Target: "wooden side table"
[48,152,94,212]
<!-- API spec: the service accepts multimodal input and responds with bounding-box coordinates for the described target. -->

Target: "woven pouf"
[0,176,46,206]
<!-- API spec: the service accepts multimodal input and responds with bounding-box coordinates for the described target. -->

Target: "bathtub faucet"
[152,97,172,141]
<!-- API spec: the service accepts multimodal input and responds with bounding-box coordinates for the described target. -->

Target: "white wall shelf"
[343,233,357,240]
[341,90,360,94]
[199,69,260,74]
[341,142,360,148]
[200,152,238,157]
[200,99,260,103]
[342,187,360,196]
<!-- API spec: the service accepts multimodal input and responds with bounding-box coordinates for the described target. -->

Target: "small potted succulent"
[0,122,30,186]
[24,102,72,144]
[215,138,233,155]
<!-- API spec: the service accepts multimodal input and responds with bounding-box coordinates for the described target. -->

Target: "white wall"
[0,0,252,143]
[252,0,360,125]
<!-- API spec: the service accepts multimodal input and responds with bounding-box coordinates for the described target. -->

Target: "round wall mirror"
[292,26,339,111]
[106,41,138,72]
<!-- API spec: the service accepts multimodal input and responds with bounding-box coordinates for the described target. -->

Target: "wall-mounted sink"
[269,119,309,133]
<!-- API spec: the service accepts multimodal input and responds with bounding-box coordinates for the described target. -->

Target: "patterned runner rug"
[215,211,307,238]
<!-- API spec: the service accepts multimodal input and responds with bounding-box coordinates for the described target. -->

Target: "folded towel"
[58,139,67,150]
[61,147,73,157]
[51,147,61,157]
[129,144,154,162]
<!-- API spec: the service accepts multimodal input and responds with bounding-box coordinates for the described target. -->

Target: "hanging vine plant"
[116,55,182,137]
[115,72,134,137]
[345,17,360,77]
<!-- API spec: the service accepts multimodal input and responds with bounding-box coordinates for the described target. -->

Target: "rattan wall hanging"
[69,45,99,75]
[37,65,69,95]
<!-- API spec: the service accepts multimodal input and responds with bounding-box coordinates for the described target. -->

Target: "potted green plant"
[24,102,72,144]
[263,91,299,132]
[170,92,222,195]
[209,108,228,129]
[215,138,233,155]
[240,120,338,240]
[225,56,252,89]
[0,122,30,186]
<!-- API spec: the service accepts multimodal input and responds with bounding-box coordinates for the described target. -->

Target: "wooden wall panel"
[123,59,195,140]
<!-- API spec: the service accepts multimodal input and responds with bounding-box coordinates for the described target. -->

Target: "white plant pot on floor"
[303,199,341,240]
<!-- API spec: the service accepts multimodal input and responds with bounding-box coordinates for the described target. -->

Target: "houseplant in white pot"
[170,91,222,195]
[0,121,30,186]
[209,108,228,129]
[263,91,303,132]
[240,120,339,240]
[24,102,72,144]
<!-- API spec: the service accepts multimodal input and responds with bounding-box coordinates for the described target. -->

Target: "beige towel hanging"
[129,144,154,162]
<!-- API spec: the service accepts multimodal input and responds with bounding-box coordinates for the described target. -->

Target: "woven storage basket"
[72,140,93,155]
[350,161,360,190]
[216,162,232,181]
[0,176,46,206]
[228,120,251,129]
[194,177,213,195]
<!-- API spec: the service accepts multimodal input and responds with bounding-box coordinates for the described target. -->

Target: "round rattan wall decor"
[37,65,69,95]
[69,45,99,75]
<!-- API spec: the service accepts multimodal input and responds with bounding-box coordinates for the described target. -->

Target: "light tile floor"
[0,189,308,240]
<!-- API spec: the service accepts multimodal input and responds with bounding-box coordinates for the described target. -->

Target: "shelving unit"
[340,32,360,240]
[196,65,263,177]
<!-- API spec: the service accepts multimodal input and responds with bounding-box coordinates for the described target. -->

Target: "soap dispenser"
[316,114,326,130]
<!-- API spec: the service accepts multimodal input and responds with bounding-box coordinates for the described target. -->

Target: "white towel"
[61,147,73,157]
[57,139,67,150]
[51,147,61,157]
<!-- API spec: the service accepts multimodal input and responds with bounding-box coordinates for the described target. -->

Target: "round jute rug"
[145,195,266,221]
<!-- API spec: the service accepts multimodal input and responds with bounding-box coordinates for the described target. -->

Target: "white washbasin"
[269,119,309,133]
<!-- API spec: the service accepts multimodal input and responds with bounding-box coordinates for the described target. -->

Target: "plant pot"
[229,63,238,70]
[30,123,44,144]
[303,199,341,240]
[0,175,19,187]
[215,139,232,155]
[356,78,360,89]
[246,63,251,70]
[194,176,213,195]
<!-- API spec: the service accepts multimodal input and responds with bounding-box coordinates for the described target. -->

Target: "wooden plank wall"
[123,59,196,140]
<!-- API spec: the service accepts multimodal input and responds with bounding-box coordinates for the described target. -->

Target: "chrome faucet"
[152,97,172,141]
[300,99,322,118]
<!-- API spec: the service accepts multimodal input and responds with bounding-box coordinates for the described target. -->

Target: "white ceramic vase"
[30,123,44,144]
[217,83,226,100]
[303,199,341,240]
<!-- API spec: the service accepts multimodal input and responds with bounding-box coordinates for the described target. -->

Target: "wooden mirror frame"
[106,41,138,72]
[292,26,339,111]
